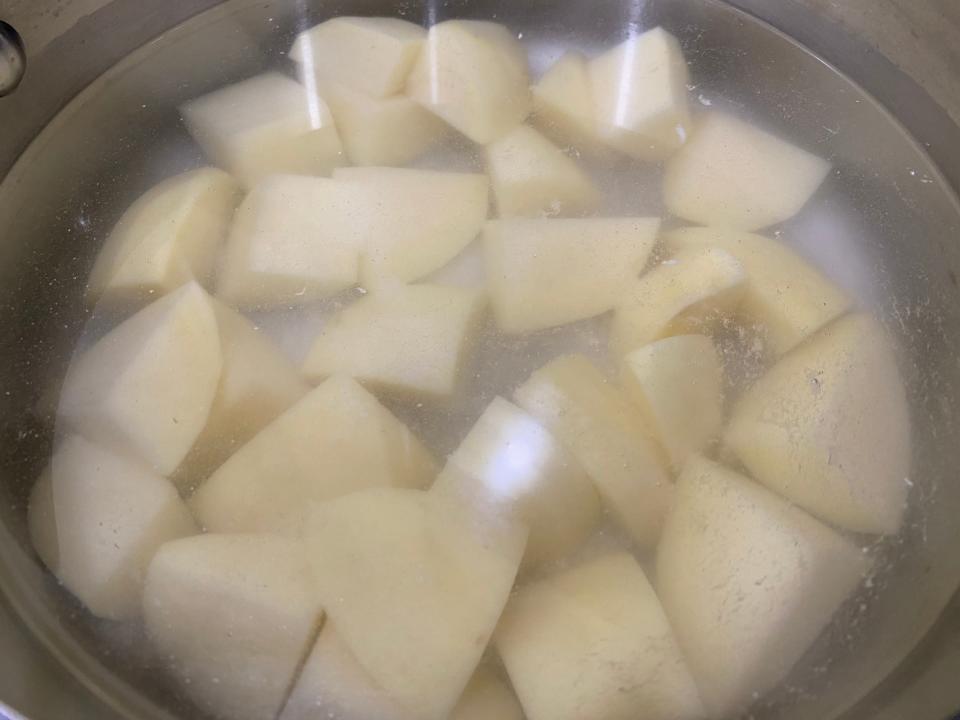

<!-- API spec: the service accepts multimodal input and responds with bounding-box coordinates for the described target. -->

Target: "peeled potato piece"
[514,355,671,547]
[451,667,524,720]
[58,282,222,475]
[663,112,831,230]
[181,73,343,187]
[190,375,436,534]
[726,313,910,534]
[144,534,321,720]
[656,456,869,718]
[496,553,705,720]
[483,217,659,334]
[532,51,603,151]
[406,20,531,144]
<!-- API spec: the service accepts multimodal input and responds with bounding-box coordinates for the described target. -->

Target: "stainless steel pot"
[1,1,959,719]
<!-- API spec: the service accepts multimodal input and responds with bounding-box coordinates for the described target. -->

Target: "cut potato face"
[589,27,690,160]
[514,355,672,547]
[450,666,524,720]
[304,488,527,720]
[726,313,911,534]
[190,375,437,534]
[532,51,602,151]
[656,456,868,717]
[663,112,831,230]
[496,552,705,720]
[484,217,659,334]
[58,282,222,475]
[406,20,531,144]
[302,283,484,399]
[144,534,321,720]
[622,334,723,470]
[665,227,850,354]
[181,73,343,187]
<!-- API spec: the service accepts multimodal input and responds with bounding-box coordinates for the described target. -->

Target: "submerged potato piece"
[451,667,524,720]
[622,334,723,470]
[38,436,196,620]
[181,73,343,187]
[496,553,704,720]
[726,313,910,534]
[406,20,531,144]
[485,125,600,217]
[58,282,222,475]
[435,397,601,567]
[144,534,321,720]
[664,112,831,230]
[656,456,868,717]
[190,375,436,533]
[665,227,850,354]
[589,27,690,160]
[531,51,602,150]
[610,246,747,357]
[514,355,671,547]
[87,168,240,305]
[483,217,659,334]
[305,488,527,720]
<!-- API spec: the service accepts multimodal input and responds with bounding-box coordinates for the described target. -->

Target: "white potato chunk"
[87,168,240,305]
[434,397,601,567]
[58,283,222,475]
[532,51,602,151]
[181,73,343,187]
[304,488,527,720]
[483,217,659,334]
[451,667,524,720]
[610,247,747,357]
[622,335,723,470]
[144,534,321,720]
[726,313,910,534]
[406,20,531,144]
[514,355,671,547]
[589,27,690,160]
[36,436,196,620]
[290,17,425,99]
[656,456,869,717]
[663,112,831,230]
[190,375,436,533]
[665,227,850,354]
[485,125,600,217]
[496,553,705,720]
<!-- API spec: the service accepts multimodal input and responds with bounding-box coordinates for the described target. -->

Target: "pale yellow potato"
[87,168,240,305]
[37,436,196,621]
[190,375,437,534]
[290,17,425,99]
[496,552,705,720]
[450,666,524,720]
[484,217,659,334]
[144,534,321,720]
[726,313,910,534]
[665,226,850,354]
[485,125,600,217]
[622,334,723,470]
[58,282,222,475]
[434,397,601,567]
[181,73,344,187]
[302,283,484,399]
[406,20,531,144]
[664,112,831,230]
[656,456,869,718]
[589,27,690,160]
[304,488,527,720]
[514,355,672,547]
[610,246,747,357]
[531,51,603,151]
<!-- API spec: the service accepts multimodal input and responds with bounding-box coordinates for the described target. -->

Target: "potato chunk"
[406,20,531,144]
[514,355,671,547]
[451,667,524,720]
[656,456,868,717]
[532,51,602,150]
[484,217,659,334]
[190,375,436,533]
[663,112,831,230]
[726,313,910,534]
[181,73,343,186]
[496,553,705,720]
